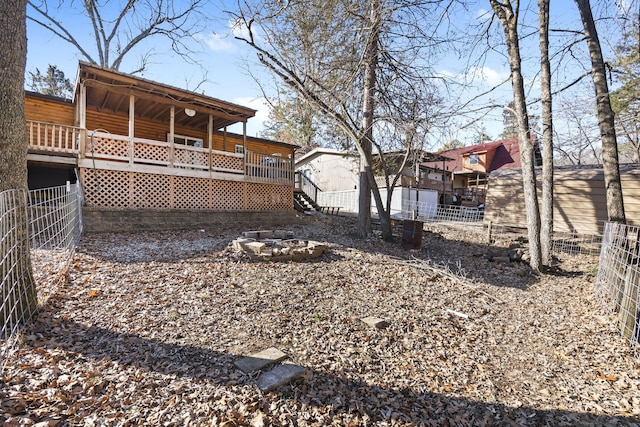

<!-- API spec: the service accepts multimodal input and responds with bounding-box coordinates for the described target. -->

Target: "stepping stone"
[234,347,288,373]
[256,363,306,391]
[361,316,389,329]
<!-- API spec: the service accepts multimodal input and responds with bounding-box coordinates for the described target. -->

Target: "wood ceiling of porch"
[77,62,256,132]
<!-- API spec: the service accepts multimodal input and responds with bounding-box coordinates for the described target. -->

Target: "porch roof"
[75,61,256,132]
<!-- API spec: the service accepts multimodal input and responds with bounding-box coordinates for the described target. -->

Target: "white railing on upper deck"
[26,125,293,185]
[84,132,292,185]
[27,121,81,154]
[245,152,293,185]
[85,132,246,173]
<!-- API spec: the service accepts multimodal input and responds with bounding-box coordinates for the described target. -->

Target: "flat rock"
[234,347,288,373]
[232,238,253,251]
[256,363,306,391]
[244,241,266,255]
[361,316,389,329]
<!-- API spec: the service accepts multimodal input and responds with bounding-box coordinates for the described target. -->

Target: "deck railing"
[27,124,293,185]
[245,152,294,185]
[84,132,292,184]
[295,171,322,202]
[26,121,81,154]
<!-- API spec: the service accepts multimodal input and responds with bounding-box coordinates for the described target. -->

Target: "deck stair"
[294,171,323,212]
[294,189,322,212]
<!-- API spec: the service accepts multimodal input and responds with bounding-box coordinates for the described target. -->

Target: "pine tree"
[28,65,73,98]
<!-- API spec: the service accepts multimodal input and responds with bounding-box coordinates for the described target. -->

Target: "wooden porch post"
[441,158,446,204]
[243,121,247,173]
[79,83,87,158]
[169,105,175,168]
[128,94,135,165]
[223,126,227,151]
[208,114,213,174]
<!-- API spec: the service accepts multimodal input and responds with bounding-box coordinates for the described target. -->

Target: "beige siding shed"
[485,164,640,235]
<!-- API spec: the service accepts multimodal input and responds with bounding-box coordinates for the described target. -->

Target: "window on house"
[469,153,479,165]
[235,144,245,154]
[169,134,203,147]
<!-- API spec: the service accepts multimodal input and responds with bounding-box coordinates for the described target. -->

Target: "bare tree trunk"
[575,0,625,224]
[359,0,390,240]
[539,0,554,266]
[490,0,542,271]
[0,0,37,335]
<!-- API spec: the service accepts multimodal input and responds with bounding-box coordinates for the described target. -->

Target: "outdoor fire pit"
[232,230,325,261]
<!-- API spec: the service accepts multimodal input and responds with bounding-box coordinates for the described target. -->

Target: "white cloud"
[197,18,257,52]
[466,66,508,86]
[229,18,253,41]
[230,96,270,137]
[196,32,235,52]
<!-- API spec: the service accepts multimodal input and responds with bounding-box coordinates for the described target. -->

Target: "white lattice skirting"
[80,168,293,211]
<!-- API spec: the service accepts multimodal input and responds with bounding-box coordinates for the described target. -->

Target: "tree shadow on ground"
[5,304,636,426]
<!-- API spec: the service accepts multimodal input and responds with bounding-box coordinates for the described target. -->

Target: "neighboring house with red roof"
[423,137,541,206]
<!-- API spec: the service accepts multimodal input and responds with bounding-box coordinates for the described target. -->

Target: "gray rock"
[234,347,288,373]
[256,363,306,391]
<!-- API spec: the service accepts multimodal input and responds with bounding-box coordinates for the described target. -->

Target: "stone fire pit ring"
[232,230,325,261]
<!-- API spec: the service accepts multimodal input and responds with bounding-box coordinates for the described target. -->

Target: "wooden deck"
[26,121,293,186]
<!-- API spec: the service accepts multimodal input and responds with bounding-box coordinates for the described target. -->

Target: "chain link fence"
[595,222,640,362]
[1,183,82,370]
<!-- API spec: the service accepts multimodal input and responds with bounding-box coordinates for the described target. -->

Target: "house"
[295,148,360,192]
[293,148,448,215]
[422,137,542,206]
[485,164,640,235]
[25,62,299,232]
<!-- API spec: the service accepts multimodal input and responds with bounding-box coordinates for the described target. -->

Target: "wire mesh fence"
[369,198,603,257]
[595,222,640,362]
[1,183,82,370]
[1,189,38,339]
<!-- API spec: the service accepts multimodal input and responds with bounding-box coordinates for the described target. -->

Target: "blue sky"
[25,1,270,136]
[24,0,625,148]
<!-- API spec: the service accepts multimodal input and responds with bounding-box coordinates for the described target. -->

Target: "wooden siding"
[26,93,294,157]
[462,151,490,172]
[85,109,293,157]
[25,95,75,126]
[485,165,640,234]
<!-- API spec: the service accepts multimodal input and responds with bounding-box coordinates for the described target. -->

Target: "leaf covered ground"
[2,214,640,426]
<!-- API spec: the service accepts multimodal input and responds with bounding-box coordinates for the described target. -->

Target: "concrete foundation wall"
[83,207,302,233]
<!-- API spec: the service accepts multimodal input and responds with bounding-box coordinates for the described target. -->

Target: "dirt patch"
[2,214,639,425]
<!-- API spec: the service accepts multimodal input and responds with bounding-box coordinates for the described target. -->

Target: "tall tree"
[489,0,543,271]
[27,0,209,72]
[501,101,518,139]
[27,64,73,98]
[539,0,554,266]
[261,95,319,152]
[357,0,380,238]
[574,0,626,224]
[233,0,446,240]
[0,0,37,334]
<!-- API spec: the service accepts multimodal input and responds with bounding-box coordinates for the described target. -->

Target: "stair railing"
[294,171,322,204]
